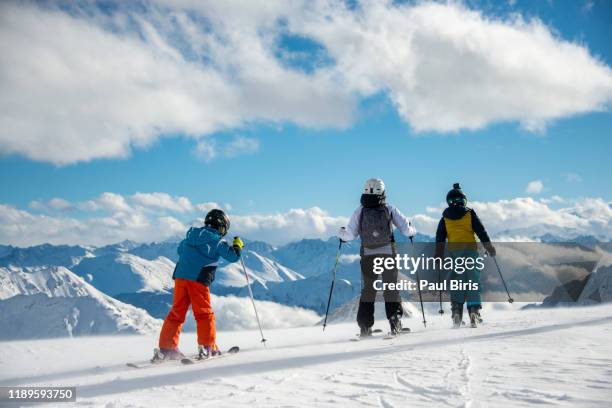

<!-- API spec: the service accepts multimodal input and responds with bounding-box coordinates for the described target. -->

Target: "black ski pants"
[357,254,403,328]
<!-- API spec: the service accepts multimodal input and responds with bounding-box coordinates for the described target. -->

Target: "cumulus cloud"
[47,198,74,211]
[0,1,353,165]
[525,180,544,194]
[293,0,612,132]
[230,207,348,245]
[471,197,612,238]
[0,193,611,246]
[131,192,194,213]
[0,203,186,247]
[0,1,610,164]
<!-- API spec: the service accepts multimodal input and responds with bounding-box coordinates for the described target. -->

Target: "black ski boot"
[389,314,402,335]
[451,302,464,329]
[468,306,482,328]
[359,326,372,338]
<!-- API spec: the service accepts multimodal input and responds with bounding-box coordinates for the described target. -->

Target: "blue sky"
[0,0,611,246]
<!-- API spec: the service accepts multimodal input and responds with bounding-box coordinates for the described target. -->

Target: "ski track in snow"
[1,305,612,407]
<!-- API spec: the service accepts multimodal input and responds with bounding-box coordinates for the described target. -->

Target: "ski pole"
[492,256,514,304]
[437,267,444,315]
[240,256,267,346]
[323,240,343,331]
[410,237,427,328]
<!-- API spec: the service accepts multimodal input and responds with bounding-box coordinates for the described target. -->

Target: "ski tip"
[181,358,194,365]
[228,346,240,353]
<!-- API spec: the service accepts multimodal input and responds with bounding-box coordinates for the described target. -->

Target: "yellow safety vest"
[444,211,477,251]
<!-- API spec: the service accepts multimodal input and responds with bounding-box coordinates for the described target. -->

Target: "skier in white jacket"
[338,178,416,337]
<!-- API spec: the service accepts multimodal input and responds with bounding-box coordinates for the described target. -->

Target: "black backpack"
[358,205,394,248]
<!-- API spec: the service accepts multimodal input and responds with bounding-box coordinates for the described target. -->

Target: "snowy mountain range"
[1,231,611,340]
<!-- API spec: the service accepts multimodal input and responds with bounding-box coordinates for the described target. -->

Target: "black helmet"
[205,209,230,236]
[446,183,467,207]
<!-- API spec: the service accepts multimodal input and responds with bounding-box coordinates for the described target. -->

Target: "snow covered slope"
[0,265,93,299]
[324,295,418,324]
[0,266,160,340]
[1,305,610,407]
[578,253,612,304]
[0,294,160,340]
[216,249,304,288]
[72,253,175,295]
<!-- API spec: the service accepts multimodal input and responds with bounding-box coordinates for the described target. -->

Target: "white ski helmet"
[363,178,385,195]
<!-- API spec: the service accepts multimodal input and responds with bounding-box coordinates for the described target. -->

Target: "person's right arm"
[337,206,362,241]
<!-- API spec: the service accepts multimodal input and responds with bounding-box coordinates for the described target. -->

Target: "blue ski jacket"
[173,226,240,286]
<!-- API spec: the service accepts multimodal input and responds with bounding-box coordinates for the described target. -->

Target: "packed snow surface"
[1,303,611,407]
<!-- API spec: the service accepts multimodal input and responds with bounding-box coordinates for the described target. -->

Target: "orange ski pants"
[159,278,216,349]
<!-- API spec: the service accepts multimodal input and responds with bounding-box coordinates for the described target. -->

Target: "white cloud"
[131,192,194,213]
[194,140,217,162]
[212,295,320,330]
[0,203,185,247]
[28,198,74,211]
[525,180,544,194]
[539,195,565,205]
[231,207,348,246]
[470,197,612,238]
[0,1,353,165]
[28,201,46,211]
[339,254,360,264]
[47,198,74,211]
[294,1,612,132]
[195,136,260,162]
[195,202,221,213]
[224,136,260,158]
[0,193,611,247]
[96,193,132,213]
[0,1,610,164]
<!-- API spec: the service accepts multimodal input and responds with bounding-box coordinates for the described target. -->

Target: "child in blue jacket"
[155,209,243,361]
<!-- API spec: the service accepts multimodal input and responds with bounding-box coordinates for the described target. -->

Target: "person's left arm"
[217,239,241,263]
[388,204,416,237]
[471,209,495,256]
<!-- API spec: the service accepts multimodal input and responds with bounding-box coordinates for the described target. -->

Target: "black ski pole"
[323,239,343,331]
[492,255,514,303]
[437,267,444,315]
[410,237,427,328]
[240,256,267,346]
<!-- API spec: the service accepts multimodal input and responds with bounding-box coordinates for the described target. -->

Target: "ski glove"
[407,222,416,238]
[484,242,496,257]
[232,236,244,256]
[337,226,353,242]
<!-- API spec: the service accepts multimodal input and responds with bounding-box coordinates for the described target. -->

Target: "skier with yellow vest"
[435,183,495,328]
